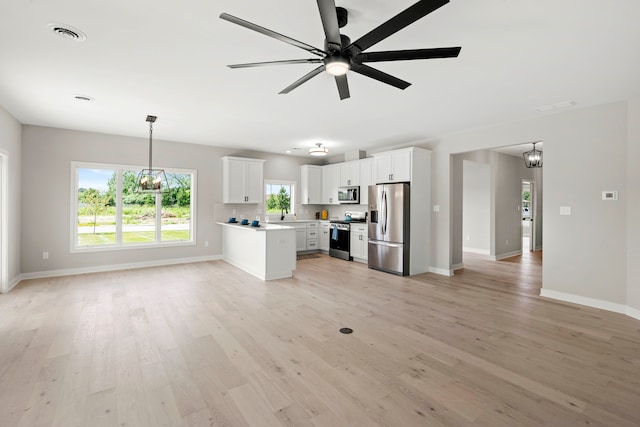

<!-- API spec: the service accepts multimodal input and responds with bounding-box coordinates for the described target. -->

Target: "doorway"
[522,180,535,253]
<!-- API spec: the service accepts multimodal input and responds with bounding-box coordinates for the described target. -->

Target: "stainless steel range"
[329,211,367,261]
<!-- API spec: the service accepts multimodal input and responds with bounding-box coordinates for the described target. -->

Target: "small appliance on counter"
[329,211,367,261]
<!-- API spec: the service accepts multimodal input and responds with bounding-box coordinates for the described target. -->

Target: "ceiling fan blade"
[220,13,326,57]
[358,47,461,62]
[317,0,342,52]
[347,0,449,53]
[335,75,350,100]
[279,65,326,94]
[228,59,324,69]
[351,64,411,90]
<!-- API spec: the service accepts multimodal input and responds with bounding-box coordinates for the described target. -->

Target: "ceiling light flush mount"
[136,115,170,192]
[523,142,543,168]
[47,23,87,41]
[309,143,328,157]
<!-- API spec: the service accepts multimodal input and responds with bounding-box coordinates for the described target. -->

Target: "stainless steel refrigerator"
[368,183,410,275]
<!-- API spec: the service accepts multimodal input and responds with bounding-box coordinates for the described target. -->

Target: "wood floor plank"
[1,251,639,426]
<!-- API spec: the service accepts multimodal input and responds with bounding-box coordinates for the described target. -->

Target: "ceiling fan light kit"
[220,0,461,100]
[324,56,350,76]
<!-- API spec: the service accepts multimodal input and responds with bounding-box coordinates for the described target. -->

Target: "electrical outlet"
[466,235,470,241]
[204,241,209,248]
[42,252,49,260]
[506,240,509,246]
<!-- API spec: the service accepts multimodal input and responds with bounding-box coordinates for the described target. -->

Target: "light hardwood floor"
[1,252,639,426]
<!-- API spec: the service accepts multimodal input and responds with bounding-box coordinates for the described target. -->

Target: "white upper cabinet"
[373,149,412,183]
[339,161,360,186]
[322,163,340,205]
[222,156,265,203]
[300,165,323,205]
[358,157,373,205]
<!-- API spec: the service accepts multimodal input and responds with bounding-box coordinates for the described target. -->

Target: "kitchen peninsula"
[217,222,296,280]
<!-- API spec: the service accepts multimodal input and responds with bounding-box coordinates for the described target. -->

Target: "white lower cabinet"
[290,223,307,252]
[306,221,319,250]
[320,222,330,252]
[350,224,368,262]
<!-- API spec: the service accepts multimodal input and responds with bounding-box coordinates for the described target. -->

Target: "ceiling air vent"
[47,23,87,41]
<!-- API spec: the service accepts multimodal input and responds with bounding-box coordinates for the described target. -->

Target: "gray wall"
[462,160,490,253]
[627,98,640,312]
[21,126,318,274]
[428,100,632,309]
[0,106,21,290]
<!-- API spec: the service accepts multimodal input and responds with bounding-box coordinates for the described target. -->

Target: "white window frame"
[264,179,296,220]
[70,161,197,253]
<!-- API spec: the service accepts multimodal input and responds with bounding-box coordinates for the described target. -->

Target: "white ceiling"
[1,1,639,157]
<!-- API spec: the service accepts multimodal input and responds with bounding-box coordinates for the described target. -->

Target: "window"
[265,180,295,218]
[72,162,196,252]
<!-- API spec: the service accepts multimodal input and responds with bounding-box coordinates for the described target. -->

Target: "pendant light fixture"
[136,115,169,192]
[523,142,543,168]
[309,143,328,157]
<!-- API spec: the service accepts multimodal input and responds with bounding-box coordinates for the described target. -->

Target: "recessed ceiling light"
[536,100,575,112]
[285,150,292,154]
[73,94,94,102]
[47,23,87,41]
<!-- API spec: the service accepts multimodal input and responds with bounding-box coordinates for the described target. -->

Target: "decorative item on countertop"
[321,209,328,220]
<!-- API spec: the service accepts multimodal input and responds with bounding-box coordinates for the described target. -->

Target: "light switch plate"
[433,205,440,212]
[560,206,571,216]
[602,191,618,200]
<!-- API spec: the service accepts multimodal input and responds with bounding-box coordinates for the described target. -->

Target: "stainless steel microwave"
[338,186,360,204]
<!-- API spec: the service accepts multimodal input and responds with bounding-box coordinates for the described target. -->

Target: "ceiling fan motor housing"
[336,7,348,28]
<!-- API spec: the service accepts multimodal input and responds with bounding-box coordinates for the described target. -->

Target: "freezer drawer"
[368,240,409,276]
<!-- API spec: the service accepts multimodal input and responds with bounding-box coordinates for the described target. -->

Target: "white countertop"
[217,222,294,231]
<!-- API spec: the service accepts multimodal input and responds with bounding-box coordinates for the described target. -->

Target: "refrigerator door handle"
[369,240,402,249]
[381,189,387,235]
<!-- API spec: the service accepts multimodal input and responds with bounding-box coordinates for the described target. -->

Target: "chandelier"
[136,115,170,192]
[523,142,543,168]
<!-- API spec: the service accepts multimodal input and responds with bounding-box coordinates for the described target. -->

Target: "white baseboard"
[462,247,490,255]
[492,250,522,261]
[540,289,640,320]
[625,306,640,321]
[429,266,455,276]
[18,255,222,282]
[3,274,23,293]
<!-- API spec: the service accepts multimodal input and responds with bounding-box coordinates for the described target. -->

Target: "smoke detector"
[47,23,87,41]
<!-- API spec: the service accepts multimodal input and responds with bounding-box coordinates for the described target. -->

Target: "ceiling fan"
[219,0,461,100]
